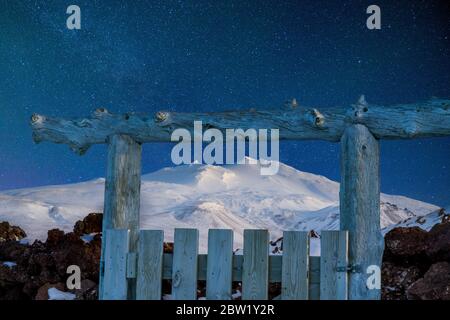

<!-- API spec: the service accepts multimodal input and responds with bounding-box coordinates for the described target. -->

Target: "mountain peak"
[0,160,439,252]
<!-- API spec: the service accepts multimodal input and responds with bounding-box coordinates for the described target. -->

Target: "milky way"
[0,0,449,206]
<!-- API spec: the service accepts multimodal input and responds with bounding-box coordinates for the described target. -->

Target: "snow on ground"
[2,261,17,268]
[47,288,76,300]
[382,207,449,235]
[0,159,440,252]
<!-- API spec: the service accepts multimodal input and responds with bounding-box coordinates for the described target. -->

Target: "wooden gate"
[102,228,349,300]
[30,96,450,300]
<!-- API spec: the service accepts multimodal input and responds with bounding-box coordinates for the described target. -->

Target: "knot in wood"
[173,270,182,287]
[348,95,369,122]
[404,123,417,137]
[76,119,92,128]
[308,109,324,127]
[155,111,168,123]
[30,114,44,124]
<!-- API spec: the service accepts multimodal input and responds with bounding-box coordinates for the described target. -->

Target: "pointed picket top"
[307,108,325,127]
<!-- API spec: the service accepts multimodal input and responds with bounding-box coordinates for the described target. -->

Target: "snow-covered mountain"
[382,206,450,235]
[0,159,439,252]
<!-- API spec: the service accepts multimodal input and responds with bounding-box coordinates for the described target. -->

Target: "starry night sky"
[0,0,449,206]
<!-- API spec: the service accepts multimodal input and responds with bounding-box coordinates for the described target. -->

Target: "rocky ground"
[0,213,102,300]
[382,209,450,300]
[0,210,449,300]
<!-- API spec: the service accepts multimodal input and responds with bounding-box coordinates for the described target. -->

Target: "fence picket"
[281,231,309,300]
[172,228,199,300]
[206,229,233,300]
[102,229,129,300]
[320,230,349,300]
[136,230,164,300]
[242,229,269,300]
[100,228,353,301]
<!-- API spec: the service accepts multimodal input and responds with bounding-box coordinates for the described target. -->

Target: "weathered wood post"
[340,124,384,300]
[99,134,142,300]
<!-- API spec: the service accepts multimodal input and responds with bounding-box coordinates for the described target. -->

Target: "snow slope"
[382,206,449,235]
[0,159,440,252]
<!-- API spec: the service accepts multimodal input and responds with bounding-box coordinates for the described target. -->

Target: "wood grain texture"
[206,229,233,300]
[242,229,269,300]
[172,228,199,300]
[340,124,384,300]
[99,134,142,299]
[102,229,129,300]
[31,98,450,153]
[136,230,164,300]
[320,231,349,300]
[281,231,309,300]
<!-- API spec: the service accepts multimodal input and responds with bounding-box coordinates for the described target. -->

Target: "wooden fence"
[102,228,349,300]
[31,97,450,299]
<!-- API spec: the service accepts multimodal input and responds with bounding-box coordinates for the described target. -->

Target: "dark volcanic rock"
[74,279,97,300]
[406,262,450,300]
[0,215,102,300]
[381,262,422,300]
[73,213,103,236]
[427,222,450,262]
[382,215,450,300]
[0,263,26,300]
[163,242,173,253]
[46,229,65,248]
[0,222,26,242]
[383,227,430,266]
[0,240,27,261]
[49,231,101,281]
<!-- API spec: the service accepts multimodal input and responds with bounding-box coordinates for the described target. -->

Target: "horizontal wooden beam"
[160,254,321,299]
[30,97,450,154]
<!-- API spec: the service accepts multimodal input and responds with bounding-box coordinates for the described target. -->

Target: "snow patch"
[80,233,98,243]
[2,261,17,268]
[382,208,449,234]
[48,288,76,300]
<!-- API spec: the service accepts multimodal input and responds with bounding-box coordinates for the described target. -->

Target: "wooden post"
[99,134,142,300]
[340,124,384,300]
